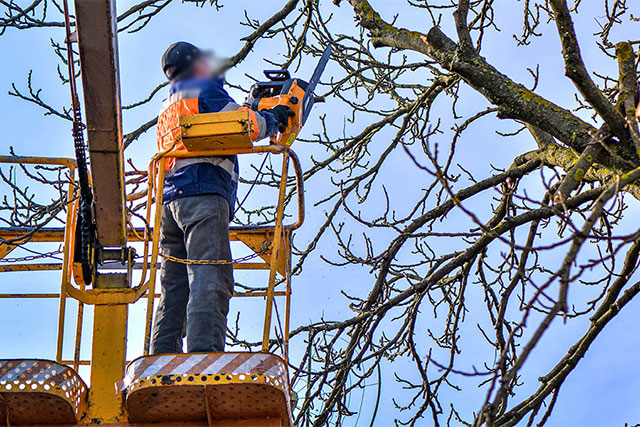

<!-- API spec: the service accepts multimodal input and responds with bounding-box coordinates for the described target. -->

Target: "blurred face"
[190,53,226,79]
[192,57,213,78]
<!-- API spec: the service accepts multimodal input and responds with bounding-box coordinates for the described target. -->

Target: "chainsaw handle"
[263,69,291,82]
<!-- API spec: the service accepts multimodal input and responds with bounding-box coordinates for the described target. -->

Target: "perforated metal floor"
[122,352,291,425]
[0,359,87,425]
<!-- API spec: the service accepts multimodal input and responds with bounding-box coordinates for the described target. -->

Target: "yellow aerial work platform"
[0,111,304,426]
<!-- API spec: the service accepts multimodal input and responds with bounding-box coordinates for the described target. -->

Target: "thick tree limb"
[615,41,640,151]
[549,0,629,143]
[526,124,640,199]
[342,0,638,172]
[453,0,473,49]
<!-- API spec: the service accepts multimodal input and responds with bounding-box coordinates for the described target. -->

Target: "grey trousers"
[150,194,234,354]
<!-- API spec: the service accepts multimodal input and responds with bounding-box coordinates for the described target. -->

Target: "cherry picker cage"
[0,0,331,420]
[0,111,305,425]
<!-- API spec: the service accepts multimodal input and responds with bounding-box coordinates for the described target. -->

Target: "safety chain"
[0,249,64,263]
[159,241,271,266]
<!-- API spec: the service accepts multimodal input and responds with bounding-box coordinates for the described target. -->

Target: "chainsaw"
[245,45,333,146]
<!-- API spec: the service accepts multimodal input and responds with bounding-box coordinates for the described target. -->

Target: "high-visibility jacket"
[156,77,278,218]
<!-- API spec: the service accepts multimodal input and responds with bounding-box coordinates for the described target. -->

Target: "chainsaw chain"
[64,5,94,284]
[72,101,94,281]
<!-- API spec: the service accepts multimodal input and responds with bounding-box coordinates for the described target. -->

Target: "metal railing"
[0,155,78,368]
[145,144,304,359]
[0,146,304,369]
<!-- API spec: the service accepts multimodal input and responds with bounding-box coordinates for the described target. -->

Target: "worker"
[150,41,293,354]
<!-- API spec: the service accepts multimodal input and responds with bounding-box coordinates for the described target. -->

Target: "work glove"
[267,105,295,133]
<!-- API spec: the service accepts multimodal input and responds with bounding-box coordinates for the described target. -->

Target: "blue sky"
[1,1,640,426]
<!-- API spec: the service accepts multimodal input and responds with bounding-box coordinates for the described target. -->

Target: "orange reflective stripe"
[157,97,200,170]
[238,106,260,140]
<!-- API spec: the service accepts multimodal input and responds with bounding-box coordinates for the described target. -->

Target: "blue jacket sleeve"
[256,110,279,138]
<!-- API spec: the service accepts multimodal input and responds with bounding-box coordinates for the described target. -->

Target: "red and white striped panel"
[0,359,85,393]
[0,359,88,424]
[120,352,288,391]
